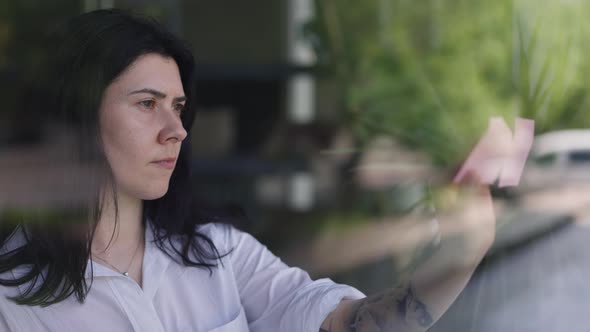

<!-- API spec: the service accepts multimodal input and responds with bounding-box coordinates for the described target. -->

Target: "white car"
[520,129,590,191]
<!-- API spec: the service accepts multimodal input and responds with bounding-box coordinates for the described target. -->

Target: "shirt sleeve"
[211,223,366,332]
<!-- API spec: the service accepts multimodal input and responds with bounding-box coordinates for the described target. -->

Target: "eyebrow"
[128,88,187,103]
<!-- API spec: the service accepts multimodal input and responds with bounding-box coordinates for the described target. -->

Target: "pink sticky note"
[453,117,535,187]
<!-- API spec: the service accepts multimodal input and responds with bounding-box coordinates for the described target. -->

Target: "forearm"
[320,183,494,331]
[320,280,433,332]
[319,263,478,332]
[320,207,490,331]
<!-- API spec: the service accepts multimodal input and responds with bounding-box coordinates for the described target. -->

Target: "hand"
[438,117,534,268]
[454,117,534,187]
[320,117,535,332]
[434,182,496,269]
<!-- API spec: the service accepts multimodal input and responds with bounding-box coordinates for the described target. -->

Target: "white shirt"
[0,222,365,331]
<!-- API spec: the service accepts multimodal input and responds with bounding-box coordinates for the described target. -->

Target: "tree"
[307,0,590,166]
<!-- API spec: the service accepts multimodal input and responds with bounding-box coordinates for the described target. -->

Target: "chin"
[140,185,170,200]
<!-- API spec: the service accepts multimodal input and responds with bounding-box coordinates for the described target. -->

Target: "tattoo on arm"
[346,281,433,331]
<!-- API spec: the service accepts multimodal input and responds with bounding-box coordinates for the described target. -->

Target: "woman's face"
[99,53,188,200]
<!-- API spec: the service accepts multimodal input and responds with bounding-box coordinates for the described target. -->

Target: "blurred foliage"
[306,0,590,166]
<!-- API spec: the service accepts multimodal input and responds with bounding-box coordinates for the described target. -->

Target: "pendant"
[123,272,129,277]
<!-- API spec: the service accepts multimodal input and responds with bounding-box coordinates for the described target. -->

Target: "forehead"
[110,53,184,96]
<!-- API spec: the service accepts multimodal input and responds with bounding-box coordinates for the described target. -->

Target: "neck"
[92,184,144,255]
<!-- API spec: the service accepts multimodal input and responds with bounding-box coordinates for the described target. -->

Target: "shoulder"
[195,222,278,268]
[195,222,234,238]
[195,222,254,251]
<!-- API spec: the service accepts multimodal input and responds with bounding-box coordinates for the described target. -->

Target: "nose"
[158,108,188,144]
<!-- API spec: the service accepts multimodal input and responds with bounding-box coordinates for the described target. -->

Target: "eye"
[139,99,157,110]
[174,103,185,114]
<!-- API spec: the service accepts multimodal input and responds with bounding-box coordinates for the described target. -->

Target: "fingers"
[453,117,535,187]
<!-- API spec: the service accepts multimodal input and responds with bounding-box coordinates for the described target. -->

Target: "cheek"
[103,122,138,160]
[100,107,150,178]
[99,102,171,199]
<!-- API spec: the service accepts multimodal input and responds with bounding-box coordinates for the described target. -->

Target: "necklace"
[92,238,143,277]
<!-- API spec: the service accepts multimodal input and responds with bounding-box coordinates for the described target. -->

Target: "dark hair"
[0,9,233,307]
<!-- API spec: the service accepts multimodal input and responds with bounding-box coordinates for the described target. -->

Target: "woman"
[0,8,365,331]
[0,8,504,332]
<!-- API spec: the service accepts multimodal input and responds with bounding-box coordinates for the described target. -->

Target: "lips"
[152,157,177,169]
